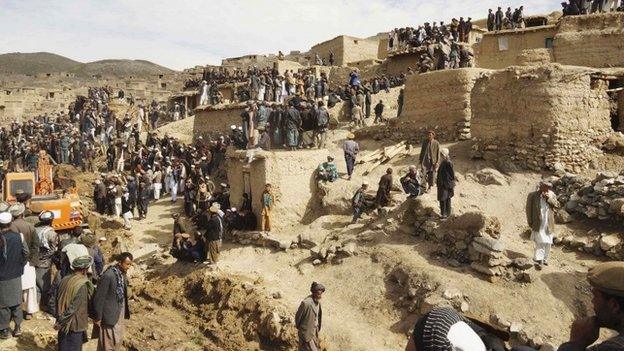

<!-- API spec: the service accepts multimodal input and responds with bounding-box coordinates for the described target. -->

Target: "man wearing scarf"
[93,252,133,351]
[54,255,94,351]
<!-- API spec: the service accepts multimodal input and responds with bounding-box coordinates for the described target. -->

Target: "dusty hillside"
[0,52,81,75]
[0,52,175,78]
[71,59,175,77]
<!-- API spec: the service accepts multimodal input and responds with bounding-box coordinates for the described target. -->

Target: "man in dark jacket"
[495,7,504,30]
[419,131,441,191]
[374,100,385,124]
[93,252,133,351]
[285,103,302,151]
[204,204,223,264]
[375,168,393,209]
[295,282,325,351]
[0,212,28,339]
[436,148,455,219]
[314,101,330,149]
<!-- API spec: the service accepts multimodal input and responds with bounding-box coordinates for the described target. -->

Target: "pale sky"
[0,0,562,70]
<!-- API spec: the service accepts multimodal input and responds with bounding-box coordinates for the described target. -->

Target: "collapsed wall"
[193,103,245,137]
[226,149,328,232]
[471,64,612,172]
[395,68,490,141]
[554,12,624,68]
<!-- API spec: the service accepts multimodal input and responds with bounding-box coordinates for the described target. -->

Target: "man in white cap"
[526,181,559,268]
[9,203,39,319]
[204,203,224,264]
[0,211,28,339]
[35,211,58,312]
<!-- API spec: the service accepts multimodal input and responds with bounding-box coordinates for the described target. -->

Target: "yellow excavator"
[3,151,83,231]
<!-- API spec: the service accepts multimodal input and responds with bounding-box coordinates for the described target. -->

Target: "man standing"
[54,255,94,351]
[375,168,393,209]
[351,182,369,223]
[374,100,385,124]
[261,184,274,233]
[295,282,325,351]
[436,148,456,219]
[343,133,359,181]
[526,181,559,268]
[285,102,302,151]
[204,204,223,264]
[93,252,133,351]
[9,202,39,319]
[35,211,58,313]
[419,131,441,191]
[495,7,504,31]
[314,101,329,149]
[0,211,28,339]
[487,9,495,31]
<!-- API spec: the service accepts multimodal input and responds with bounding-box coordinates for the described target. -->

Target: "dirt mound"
[130,267,301,351]
[156,116,195,144]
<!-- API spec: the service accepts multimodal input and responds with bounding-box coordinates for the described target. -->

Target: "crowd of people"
[562,0,624,15]
[486,6,526,31]
[0,185,132,350]
[386,16,475,71]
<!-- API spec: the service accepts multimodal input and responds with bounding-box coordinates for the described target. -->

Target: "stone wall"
[471,64,612,172]
[474,26,557,69]
[193,104,245,137]
[226,149,328,233]
[409,200,511,278]
[554,12,624,68]
[395,68,490,141]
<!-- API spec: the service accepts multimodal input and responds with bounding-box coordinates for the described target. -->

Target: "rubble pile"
[410,201,511,277]
[550,171,624,259]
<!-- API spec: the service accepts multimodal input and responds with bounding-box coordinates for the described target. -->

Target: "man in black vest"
[0,211,28,339]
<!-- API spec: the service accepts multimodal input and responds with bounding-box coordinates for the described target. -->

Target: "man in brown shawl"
[54,255,94,351]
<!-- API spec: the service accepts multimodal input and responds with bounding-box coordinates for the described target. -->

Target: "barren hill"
[71,59,175,78]
[0,52,80,75]
[0,52,175,77]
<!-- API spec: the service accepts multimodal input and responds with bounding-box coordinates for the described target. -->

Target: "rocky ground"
[1,95,622,351]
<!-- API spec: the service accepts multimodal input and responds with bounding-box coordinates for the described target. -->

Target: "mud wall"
[475,26,556,69]
[193,105,245,137]
[471,64,612,172]
[386,53,421,76]
[554,12,624,68]
[226,149,328,232]
[311,36,380,66]
[395,68,490,141]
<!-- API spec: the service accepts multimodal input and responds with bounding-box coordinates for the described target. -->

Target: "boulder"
[555,209,573,224]
[600,234,622,251]
[471,168,509,186]
[513,257,534,270]
[472,236,505,253]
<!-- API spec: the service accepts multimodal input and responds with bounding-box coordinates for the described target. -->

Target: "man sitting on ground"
[317,156,339,182]
[401,165,423,198]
